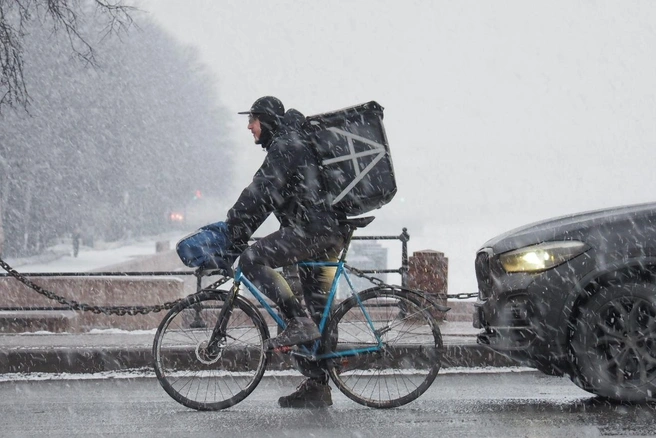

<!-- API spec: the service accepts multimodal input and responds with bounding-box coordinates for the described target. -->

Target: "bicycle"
[153,216,446,410]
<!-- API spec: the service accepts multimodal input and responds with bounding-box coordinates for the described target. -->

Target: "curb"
[0,343,518,374]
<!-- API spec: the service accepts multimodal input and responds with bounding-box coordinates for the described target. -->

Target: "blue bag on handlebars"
[176,222,241,271]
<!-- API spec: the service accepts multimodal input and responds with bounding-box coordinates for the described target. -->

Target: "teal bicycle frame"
[232,257,384,362]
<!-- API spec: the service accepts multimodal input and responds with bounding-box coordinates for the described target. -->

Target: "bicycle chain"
[0,257,221,316]
[345,265,479,300]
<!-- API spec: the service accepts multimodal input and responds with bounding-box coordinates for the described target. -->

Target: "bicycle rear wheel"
[324,287,442,408]
[153,290,269,411]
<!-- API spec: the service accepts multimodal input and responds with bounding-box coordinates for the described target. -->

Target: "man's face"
[247,115,261,143]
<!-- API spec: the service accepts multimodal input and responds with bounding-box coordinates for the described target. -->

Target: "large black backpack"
[304,101,397,216]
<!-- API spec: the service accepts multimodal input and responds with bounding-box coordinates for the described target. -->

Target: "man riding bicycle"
[223,96,348,408]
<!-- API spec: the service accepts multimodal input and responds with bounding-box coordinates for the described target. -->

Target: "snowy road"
[3,372,654,437]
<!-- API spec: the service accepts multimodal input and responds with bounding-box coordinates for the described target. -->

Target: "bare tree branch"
[0,0,29,108]
[94,0,135,39]
[0,0,135,111]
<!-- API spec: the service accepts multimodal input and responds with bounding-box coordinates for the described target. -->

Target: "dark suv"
[474,202,656,402]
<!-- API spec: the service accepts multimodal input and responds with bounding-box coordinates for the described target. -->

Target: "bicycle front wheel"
[153,290,269,411]
[324,287,443,408]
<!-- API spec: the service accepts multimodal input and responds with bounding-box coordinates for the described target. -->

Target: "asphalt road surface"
[2,370,655,437]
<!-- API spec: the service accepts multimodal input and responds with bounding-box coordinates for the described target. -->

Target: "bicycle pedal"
[273,345,296,353]
[289,350,316,361]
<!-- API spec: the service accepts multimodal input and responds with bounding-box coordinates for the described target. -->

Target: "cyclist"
[224,96,348,408]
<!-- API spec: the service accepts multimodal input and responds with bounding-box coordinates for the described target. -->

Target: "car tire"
[570,282,656,402]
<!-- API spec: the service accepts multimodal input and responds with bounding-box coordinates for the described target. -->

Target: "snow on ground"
[3,231,189,273]
[0,367,537,382]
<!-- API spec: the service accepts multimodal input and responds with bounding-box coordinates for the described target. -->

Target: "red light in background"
[169,212,184,222]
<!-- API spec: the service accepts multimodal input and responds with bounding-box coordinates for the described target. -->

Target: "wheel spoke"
[643,351,656,365]
[645,329,656,344]
[647,313,656,333]
[606,347,630,383]
[593,321,624,345]
[637,348,651,384]
[627,299,649,331]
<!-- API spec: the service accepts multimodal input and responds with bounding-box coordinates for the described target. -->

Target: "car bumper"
[473,295,542,365]
[472,248,591,367]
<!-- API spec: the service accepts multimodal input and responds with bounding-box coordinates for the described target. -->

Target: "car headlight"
[499,241,589,273]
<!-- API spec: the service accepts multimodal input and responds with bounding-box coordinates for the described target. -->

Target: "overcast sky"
[138,1,656,293]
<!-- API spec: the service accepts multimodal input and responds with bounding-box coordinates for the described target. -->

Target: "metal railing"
[0,228,410,313]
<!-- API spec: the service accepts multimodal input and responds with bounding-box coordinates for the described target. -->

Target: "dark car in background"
[474,203,656,402]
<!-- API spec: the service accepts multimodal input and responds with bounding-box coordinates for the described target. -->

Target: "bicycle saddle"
[340,216,375,229]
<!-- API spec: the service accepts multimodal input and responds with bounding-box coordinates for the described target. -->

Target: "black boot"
[278,378,332,408]
[266,316,320,350]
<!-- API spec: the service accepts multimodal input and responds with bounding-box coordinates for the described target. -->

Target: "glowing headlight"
[499,241,589,273]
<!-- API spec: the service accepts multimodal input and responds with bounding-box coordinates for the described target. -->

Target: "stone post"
[407,250,448,321]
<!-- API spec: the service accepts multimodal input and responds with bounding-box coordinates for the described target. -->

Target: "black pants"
[239,225,347,320]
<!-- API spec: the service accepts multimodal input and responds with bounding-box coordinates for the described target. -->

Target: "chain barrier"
[345,265,479,300]
[0,257,233,316]
[344,265,394,288]
[448,292,480,299]
[0,244,476,316]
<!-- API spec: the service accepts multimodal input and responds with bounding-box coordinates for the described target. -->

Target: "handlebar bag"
[176,222,240,270]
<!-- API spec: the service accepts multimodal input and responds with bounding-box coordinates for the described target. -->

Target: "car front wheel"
[570,282,656,402]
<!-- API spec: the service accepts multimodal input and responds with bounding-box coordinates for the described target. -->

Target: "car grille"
[475,250,493,299]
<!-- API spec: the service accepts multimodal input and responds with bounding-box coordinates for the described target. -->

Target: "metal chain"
[448,292,480,299]
[0,253,477,315]
[345,264,398,289]
[345,264,479,300]
[0,257,212,316]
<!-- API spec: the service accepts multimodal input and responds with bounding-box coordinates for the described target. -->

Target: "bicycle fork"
[203,282,241,357]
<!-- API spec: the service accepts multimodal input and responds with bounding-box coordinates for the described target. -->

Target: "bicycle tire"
[153,290,270,411]
[323,287,443,408]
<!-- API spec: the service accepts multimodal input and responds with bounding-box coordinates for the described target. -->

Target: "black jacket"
[225,110,344,245]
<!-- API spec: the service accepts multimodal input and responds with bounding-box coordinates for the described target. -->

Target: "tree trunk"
[0,201,4,257]
[0,155,7,257]
[22,180,33,254]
